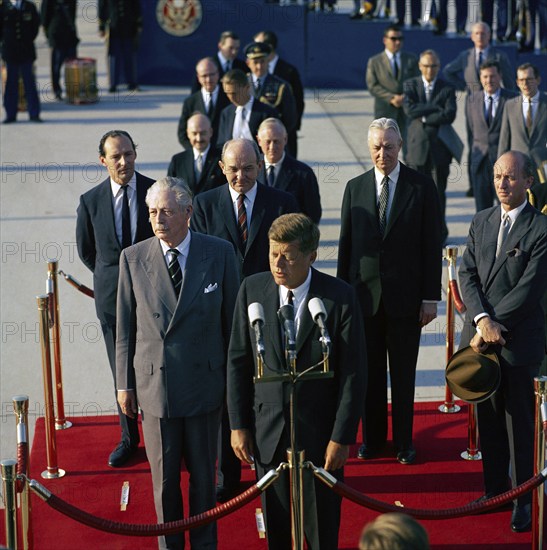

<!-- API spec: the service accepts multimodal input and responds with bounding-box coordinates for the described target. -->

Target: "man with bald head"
[459,151,547,533]
[178,56,230,149]
[257,118,321,223]
[169,113,224,195]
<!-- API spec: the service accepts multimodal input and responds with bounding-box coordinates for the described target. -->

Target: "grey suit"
[459,203,547,504]
[116,231,239,549]
[466,88,519,211]
[498,93,547,166]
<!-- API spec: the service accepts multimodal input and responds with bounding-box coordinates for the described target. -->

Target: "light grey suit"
[498,93,547,165]
[116,231,239,549]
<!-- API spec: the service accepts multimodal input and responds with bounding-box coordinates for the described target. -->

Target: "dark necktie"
[167,248,183,295]
[287,290,294,306]
[196,153,203,179]
[393,56,399,79]
[526,102,533,136]
[207,93,214,117]
[496,213,510,258]
[224,61,231,73]
[237,194,248,249]
[477,50,484,76]
[255,78,261,94]
[486,95,493,126]
[378,175,389,236]
[121,185,131,249]
[268,165,276,187]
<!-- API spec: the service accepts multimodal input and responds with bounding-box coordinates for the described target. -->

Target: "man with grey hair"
[338,117,442,466]
[116,177,239,549]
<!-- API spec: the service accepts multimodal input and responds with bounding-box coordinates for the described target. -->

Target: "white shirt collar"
[265,151,285,169]
[236,96,253,113]
[110,173,136,197]
[159,227,192,257]
[278,268,312,331]
[422,77,436,89]
[501,199,527,223]
[228,181,258,203]
[374,162,400,187]
[523,91,540,103]
[193,144,210,160]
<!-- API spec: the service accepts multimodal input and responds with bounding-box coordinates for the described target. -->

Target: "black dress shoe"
[396,447,416,464]
[216,485,240,503]
[3,117,16,124]
[108,441,138,467]
[357,444,380,460]
[511,503,531,532]
[30,116,43,123]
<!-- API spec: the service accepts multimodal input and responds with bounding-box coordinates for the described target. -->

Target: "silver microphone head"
[248,302,265,326]
[308,297,327,323]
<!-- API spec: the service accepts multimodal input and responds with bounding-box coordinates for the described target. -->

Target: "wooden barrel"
[64,58,99,104]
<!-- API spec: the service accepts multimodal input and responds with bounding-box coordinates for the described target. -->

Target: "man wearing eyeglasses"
[498,63,547,173]
[366,25,420,158]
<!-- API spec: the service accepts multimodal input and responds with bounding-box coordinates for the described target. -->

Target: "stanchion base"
[41,468,66,479]
[55,420,72,430]
[461,451,482,461]
[438,404,461,413]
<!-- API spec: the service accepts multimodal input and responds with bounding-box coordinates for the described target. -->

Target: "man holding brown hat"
[458,150,547,533]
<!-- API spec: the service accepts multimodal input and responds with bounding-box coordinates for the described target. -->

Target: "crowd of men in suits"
[69,22,547,550]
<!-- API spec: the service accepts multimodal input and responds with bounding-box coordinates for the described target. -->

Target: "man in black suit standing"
[337,118,442,465]
[404,49,458,242]
[190,30,248,93]
[177,57,230,150]
[76,130,155,467]
[257,118,322,223]
[458,151,547,532]
[466,61,519,211]
[191,138,298,501]
[228,213,366,549]
[168,113,224,195]
[216,69,279,147]
[254,30,305,158]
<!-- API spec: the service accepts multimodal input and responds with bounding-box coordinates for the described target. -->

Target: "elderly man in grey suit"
[366,25,420,155]
[498,63,547,170]
[466,61,519,211]
[116,177,239,550]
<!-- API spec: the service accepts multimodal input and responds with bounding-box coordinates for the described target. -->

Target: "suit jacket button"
[153,313,160,318]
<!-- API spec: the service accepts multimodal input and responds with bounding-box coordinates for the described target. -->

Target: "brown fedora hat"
[446,346,500,403]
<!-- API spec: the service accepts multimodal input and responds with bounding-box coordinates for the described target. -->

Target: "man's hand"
[390,94,404,108]
[419,302,437,327]
[117,390,137,419]
[324,441,349,471]
[231,429,255,465]
[477,317,507,346]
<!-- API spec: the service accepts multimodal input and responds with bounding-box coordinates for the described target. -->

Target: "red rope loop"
[58,271,95,298]
[324,473,545,520]
[39,484,261,536]
[16,442,27,493]
[448,279,466,314]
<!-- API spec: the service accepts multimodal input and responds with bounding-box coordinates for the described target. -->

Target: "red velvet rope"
[448,279,466,314]
[327,473,545,520]
[16,442,27,493]
[59,272,95,298]
[40,484,261,536]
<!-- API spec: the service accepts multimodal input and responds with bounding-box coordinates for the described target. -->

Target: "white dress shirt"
[111,174,137,246]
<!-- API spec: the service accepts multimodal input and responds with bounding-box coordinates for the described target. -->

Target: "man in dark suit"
[244,41,298,156]
[257,117,322,223]
[458,151,547,533]
[0,0,41,123]
[431,0,468,34]
[217,69,279,147]
[98,0,141,92]
[466,61,519,211]
[191,138,298,501]
[177,57,230,150]
[498,63,547,169]
[168,113,224,195]
[228,213,366,549]
[254,30,305,158]
[337,118,442,465]
[117,177,239,549]
[404,49,458,242]
[76,130,155,467]
[366,25,420,154]
[41,0,78,101]
[190,30,248,93]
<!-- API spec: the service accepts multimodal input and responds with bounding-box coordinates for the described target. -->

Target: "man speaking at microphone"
[227,213,366,549]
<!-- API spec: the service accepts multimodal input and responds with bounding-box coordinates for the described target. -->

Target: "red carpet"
[1,402,541,549]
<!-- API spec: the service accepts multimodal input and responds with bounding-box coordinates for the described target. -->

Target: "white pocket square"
[204,283,218,293]
[506,248,523,258]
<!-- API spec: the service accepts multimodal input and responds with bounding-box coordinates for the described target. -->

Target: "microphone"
[308,297,331,351]
[277,304,296,357]
[248,302,265,357]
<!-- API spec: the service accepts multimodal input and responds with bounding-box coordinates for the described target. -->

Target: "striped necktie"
[167,248,183,295]
[378,175,389,236]
[496,213,510,258]
[237,194,248,250]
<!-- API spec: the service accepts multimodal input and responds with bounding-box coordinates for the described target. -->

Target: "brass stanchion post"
[287,449,305,550]
[532,376,547,550]
[37,295,65,479]
[439,246,461,414]
[13,395,33,550]
[461,404,482,461]
[47,261,71,430]
[1,458,18,550]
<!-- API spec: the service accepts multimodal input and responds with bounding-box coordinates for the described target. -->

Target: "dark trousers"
[101,322,140,447]
[362,302,421,450]
[396,0,422,22]
[51,45,77,95]
[3,61,40,119]
[477,360,539,506]
[434,0,468,32]
[255,434,342,550]
[216,402,241,490]
[481,0,517,39]
[142,408,221,549]
[108,35,137,88]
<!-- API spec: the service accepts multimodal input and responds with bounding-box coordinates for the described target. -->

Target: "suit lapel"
[100,179,121,250]
[247,185,266,252]
[263,275,285,367]
[134,173,150,242]
[275,160,290,191]
[385,164,412,236]
[142,238,178,314]
[185,151,197,188]
[296,271,317,354]
[531,97,547,137]
[220,185,241,248]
